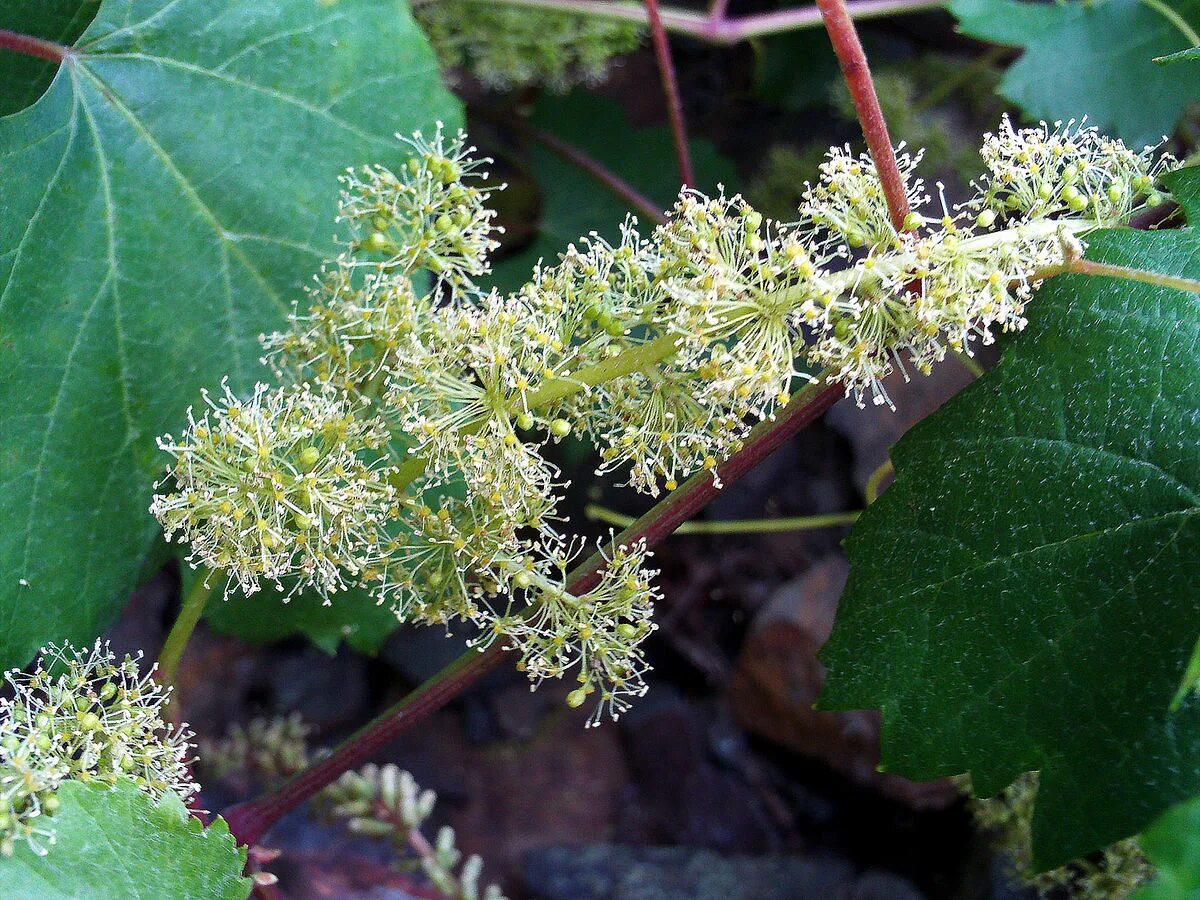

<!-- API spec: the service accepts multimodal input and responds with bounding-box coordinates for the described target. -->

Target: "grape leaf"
[950,0,1200,146]
[489,91,736,293]
[0,780,250,899]
[1134,794,1200,899]
[819,166,1200,870]
[202,571,402,656]
[0,0,460,670]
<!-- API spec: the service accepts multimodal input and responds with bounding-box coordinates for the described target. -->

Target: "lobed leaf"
[950,0,1200,146]
[0,0,461,670]
[819,166,1200,869]
[0,780,251,899]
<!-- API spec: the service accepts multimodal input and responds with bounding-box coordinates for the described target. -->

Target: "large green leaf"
[950,0,1200,146]
[1135,794,1200,899]
[0,780,250,899]
[0,0,460,670]
[819,166,1200,870]
[489,92,736,293]
[202,572,402,655]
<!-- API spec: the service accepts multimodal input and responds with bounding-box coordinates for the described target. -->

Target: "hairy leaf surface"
[0,0,460,669]
[0,780,250,899]
[951,0,1200,146]
[819,166,1200,869]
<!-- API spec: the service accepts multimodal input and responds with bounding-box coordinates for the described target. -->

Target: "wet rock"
[727,556,957,808]
[618,690,777,853]
[523,844,858,900]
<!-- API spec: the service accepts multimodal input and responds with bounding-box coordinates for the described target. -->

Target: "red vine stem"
[643,0,695,187]
[0,28,69,62]
[814,0,910,230]
[220,375,843,846]
[524,124,669,224]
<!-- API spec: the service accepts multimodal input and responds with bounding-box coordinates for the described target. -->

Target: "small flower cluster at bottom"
[0,641,197,857]
[203,715,507,899]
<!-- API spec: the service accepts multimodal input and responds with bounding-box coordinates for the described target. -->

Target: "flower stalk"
[157,574,213,689]
[585,503,860,533]
[815,0,910,231]
[643,0,694,186]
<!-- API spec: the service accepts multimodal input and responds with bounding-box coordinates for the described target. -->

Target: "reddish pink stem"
[643,0,695,187]
[707,0,733,22]
[814,0,910,231]
[0,28,69,62]
[221,645,504,845]
[220,378,842,846]
[525,124,668,224]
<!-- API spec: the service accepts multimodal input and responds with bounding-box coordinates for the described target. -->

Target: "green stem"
[158,572,213,687]
[525,332,680,408]
[864,457,894,504]
[1065,257,1200,295]
[953,350,985,378]
[585,502,858,532]
[390,333,681,492]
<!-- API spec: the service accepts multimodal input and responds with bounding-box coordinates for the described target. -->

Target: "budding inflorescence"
[339,125,502,291]
[0,641,196,857]
[154,117,1175,725]
[413,0,643,93]
[320,763,507,899]
[152,380,399,601]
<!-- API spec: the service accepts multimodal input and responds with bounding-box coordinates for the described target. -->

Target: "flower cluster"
[413,0,643,93]
[261,263,426,398]
[199,712,311,785]
[152,381,398,601]
[801,144,927,250]
[320,763,507,900]
[338,125,502,291]
[471,539,660,727]
[154,117,1175,725]
[971,117,1173,225]
[0,642,196,857]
